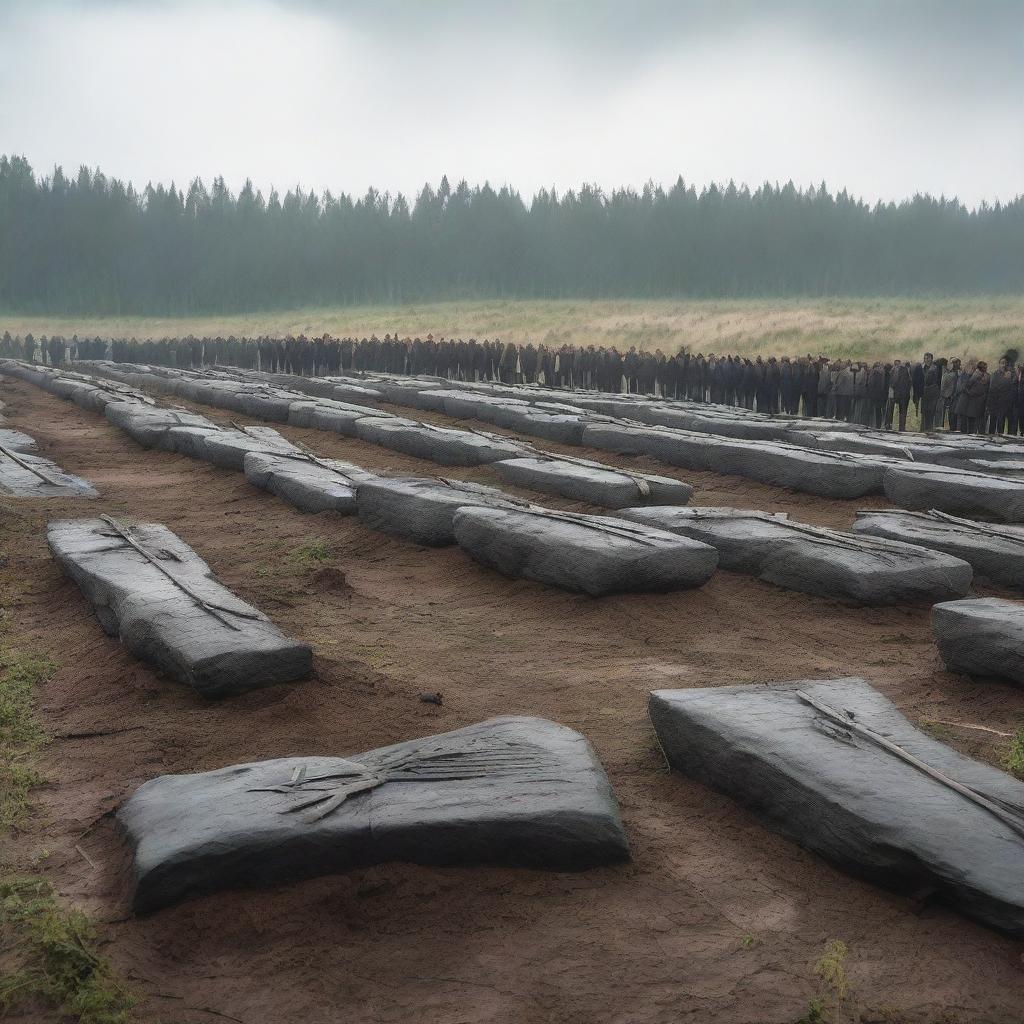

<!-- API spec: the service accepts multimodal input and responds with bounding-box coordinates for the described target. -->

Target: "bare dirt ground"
[4,377,1024,1024]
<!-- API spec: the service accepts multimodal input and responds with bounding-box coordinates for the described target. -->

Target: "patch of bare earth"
[3,378,1023,1024]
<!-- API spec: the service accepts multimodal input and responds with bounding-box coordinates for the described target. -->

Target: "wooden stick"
[99,515,258,631]
[797,690,1024,840]
[0,443,59,485]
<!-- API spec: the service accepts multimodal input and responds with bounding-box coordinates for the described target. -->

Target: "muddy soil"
[3,377,1024,1024]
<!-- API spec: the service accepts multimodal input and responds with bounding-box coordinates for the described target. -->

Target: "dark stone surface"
[118,715,630,913]
[932,597,1024,684]
[493,457,692,509]
[853,510,1024,588]
[883,464,1024,522]
[244,451,371,513]
[199,426,298,472]
[452,505,717,595]
[0,451,98,498]
[356,476,512,545]
[650,677,1024,938]
[617,506,973,604]
[354,419,527,466]
[48,518,311,696]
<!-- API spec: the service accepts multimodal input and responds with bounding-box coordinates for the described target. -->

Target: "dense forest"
[1,154,1021,314]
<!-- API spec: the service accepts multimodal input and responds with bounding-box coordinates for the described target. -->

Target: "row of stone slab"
[68,359,701,509]
[119,678,1024,945]
[81,370,992,604]
[358,369,1024,462]
[352,372,1024,519]
[7,365,721,598]
[6,361,985,606]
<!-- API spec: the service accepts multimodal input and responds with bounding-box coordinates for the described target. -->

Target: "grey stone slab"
[580,423,715,470]
[356,476,511,545]
[0,451,97,498]
[853,510,1024,588]
[618,506,972,604]
[106,405,219,449]
[243,451,371,513]
[932,598,1024,684]
[199,426,298,472]
[650,677,1024,937]
[48,518,311,696]
[883,464,1024,522]
[492,409,588,445]
[354,420,527,466]
[118,715,629,913]
[0,428,37,453]
[492,457,692,509]
[452,505,717,595]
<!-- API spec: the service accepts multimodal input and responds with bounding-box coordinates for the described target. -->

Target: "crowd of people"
[2,330,1021,435]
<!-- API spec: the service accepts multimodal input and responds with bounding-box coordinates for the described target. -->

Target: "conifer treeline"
[2,154,1021,314]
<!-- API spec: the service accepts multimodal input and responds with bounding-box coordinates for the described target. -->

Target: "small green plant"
[919,719,952,742]
[292,539,333,568]
[1003,726,1024,780]
[0,647,52,828]
[0,875,135,1023]
[815,939,850,1024]
[795,1000,826,1024]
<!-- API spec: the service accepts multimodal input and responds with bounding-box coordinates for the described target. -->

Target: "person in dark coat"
[885,359,913,431]
[867,361,887,428]
[938,357,959,430]
[920,353,941,431]
[958,361,990,433]
[911,360,926,416]
[986,357,1014,434]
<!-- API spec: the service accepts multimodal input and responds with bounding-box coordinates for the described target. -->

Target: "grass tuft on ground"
[0,631,136,1022]
[1004,726,1024,781]
[0,875,135,1024]
[0,643,52,829]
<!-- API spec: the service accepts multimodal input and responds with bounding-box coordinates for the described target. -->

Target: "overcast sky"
[0,0,1020,206]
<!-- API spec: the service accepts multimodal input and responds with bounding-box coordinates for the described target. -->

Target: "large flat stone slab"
[932,598,1024,684]
[853,510,1024,588]
[617,506,972,604]
[492,457,692,509]
[452,505,717,595]
[48,518,311,696]
[118,715,630,913]
[650,678,1024,937]
[883,464,1024,522]
[355,419,527,466]
[0,450,97,498]
[357,476,512,545]
[244,451,373,513]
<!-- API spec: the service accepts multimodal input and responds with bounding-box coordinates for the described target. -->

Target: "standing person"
[959,361,990,433]
[834,360,854,421]
[818,359,833,418]
[799,356,817,417]
[911,358,926,418]
[986,356,1014,435]
[851,361,870,424]
[885,359,912,431]
[921,353,941,431]
[939,357,960,430]
[742,358,757,409]
[867,361,887,428]
[499,339,517,384]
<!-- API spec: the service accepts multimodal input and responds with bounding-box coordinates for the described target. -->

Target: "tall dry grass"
[4,296,1023,363]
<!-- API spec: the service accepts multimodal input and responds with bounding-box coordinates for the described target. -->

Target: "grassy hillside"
[3,296,1022,363]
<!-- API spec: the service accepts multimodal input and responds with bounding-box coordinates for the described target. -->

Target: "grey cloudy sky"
[0,0,1020,205]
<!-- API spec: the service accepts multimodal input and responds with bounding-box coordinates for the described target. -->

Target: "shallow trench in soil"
[3,376,1024,1024]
